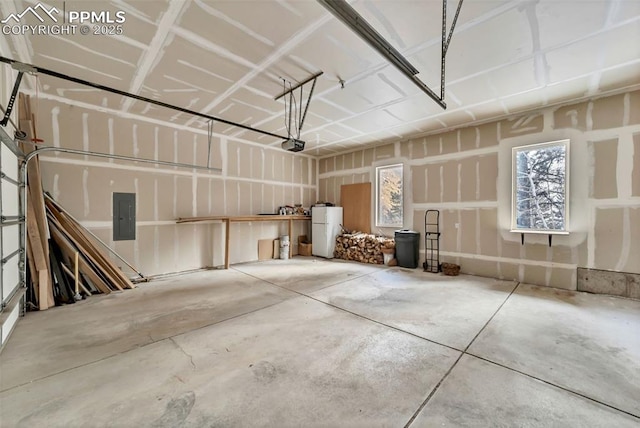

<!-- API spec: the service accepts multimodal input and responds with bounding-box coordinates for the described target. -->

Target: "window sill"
[510,229,568,246]
[510,230,569,235]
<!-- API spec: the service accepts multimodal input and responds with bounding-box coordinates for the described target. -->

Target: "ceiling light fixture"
[317,0,464,110]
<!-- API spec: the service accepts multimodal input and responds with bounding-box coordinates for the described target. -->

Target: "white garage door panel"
[2,256,20,303]
[1,125,24,352]
[2,224,20,257]
[1,144,18,182]
[1,302,20,346]
[1,180,19,217]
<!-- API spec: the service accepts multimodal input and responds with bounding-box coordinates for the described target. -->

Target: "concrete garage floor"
[1,258,639,427]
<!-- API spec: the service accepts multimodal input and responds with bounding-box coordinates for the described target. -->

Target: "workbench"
[176,215,312,269]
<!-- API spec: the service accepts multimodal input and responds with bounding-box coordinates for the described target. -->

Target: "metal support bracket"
[519,233,554,246]
[274,72,323,101]
[1,215,25,223]
[1,248,21,264]
[441,0,464,100]
[0,172,20,186]
[0,71,24,127]
[275,72,322,141]
[0,120,24,157]
[206,120,213,169]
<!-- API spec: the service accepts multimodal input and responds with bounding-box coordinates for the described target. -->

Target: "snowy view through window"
[513,142,567,231]
[376,164,403,227]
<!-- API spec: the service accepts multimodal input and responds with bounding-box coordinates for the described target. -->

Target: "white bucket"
[279,235,290,259]
[280,242,290,260]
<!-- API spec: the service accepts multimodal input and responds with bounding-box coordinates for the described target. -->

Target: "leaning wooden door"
[340,182,371,234]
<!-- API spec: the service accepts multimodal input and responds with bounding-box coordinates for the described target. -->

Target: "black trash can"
[395,230,420,268]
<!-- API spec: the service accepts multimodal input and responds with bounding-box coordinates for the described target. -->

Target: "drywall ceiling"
[1,0,639,157]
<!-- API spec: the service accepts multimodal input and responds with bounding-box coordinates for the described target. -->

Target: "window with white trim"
[375,163,403,227]
[512,140,569,233]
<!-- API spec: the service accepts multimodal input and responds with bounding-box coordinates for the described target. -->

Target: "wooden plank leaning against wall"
[19,93,54,309]
[19,94,136,311]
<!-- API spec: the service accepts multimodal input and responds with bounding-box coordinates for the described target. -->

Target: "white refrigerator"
[312,206,343,258]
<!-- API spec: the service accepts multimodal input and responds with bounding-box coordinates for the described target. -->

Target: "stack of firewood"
[334,233,395,265]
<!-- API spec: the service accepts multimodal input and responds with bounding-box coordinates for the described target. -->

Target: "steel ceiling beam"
[317,0,419,77]
[0,56,290,142]
[318,0,464,110]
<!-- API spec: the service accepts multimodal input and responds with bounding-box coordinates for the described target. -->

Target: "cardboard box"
[298,235,312,256]
[258,239,274,261]
[273,239,280,259]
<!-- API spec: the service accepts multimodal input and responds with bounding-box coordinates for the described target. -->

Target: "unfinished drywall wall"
[318,89,640,290]
[33,97,315,277]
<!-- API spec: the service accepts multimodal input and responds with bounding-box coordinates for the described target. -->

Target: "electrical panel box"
[113,192,136,241]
